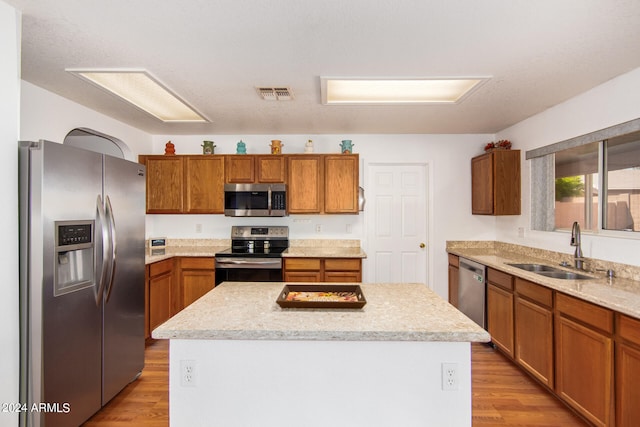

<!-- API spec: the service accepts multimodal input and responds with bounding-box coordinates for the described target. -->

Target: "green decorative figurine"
[236,140,247,154]
[202,140,216,154]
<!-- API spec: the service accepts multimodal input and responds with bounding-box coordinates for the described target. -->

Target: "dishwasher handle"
[459,258,486,277]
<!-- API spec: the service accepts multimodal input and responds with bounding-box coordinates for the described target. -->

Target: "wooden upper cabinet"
[287,155,322,213]
[140,155,184,213]
[140,154,225,214]
[225,155,286,183]
[185,156,224,213]
[256,155,286,183]
[471,149,521,215]
[324,155,359,213]
[141,153,357,215]
[225,155,255,183]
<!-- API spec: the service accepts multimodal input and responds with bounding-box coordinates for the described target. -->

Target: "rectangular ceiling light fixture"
[67,69,208,122]
[320,77,489,105]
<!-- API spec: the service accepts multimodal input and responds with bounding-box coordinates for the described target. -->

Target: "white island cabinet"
[152,282,490,427]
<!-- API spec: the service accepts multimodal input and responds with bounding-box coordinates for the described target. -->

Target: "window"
[554,142,599,232]
[529,121,640,235]
[604,134,640,231]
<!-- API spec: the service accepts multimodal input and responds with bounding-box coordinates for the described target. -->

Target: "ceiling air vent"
[257,87,294,101]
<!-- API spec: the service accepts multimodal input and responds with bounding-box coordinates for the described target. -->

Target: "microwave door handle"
[268,185,272,215]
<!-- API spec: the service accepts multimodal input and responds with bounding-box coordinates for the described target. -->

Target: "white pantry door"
[366,164,428,283]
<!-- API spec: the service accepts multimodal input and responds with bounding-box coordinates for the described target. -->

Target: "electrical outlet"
[195,223,202,233]
[180,360,196,387]
[441,362,458,391]
[315,224,322,233]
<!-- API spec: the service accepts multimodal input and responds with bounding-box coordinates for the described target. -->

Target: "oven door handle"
[216,259,281,266]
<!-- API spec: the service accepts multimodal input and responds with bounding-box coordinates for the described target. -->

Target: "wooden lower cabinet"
[147,259,175,338]
[448,254,459,308]
[446,255,640,426]
[616,314,640,426]
[179,257,215,308]
[555,293,614,427]
[486,268,515,358]
[514,278,554,388]
[284,257,362,282]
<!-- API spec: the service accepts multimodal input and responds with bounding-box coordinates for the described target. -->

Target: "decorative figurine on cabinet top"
[305,139,314,153]
[340,140,354,154]
[164,141,175,155]
[236,140,247,154]
[270,140,283,154]
[202,140,216,155]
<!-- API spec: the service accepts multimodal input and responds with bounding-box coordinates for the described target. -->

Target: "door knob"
[419,243,426,248]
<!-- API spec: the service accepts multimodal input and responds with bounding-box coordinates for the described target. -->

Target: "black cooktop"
[216,225,289,258]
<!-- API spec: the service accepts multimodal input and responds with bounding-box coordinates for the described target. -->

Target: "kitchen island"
[152,282,490,427]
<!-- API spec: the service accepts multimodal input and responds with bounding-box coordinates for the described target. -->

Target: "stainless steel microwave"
[224,183,287,217]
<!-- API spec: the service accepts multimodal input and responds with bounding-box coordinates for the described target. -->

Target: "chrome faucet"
[570,221,584,270]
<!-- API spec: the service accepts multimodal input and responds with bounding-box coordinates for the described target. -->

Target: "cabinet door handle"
[419,243,426,248]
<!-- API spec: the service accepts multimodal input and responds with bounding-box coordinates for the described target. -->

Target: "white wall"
[170,339,472,427]
[1,2,20,425]
[20,81,153,158]
[147,133,494,297]
[496,66,640,267]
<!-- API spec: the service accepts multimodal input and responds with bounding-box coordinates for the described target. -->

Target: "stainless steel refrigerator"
[18,140,146,427]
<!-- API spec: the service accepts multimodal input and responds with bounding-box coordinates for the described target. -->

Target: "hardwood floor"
[472,343,587,426]
[84,340,587,426]
[83,339,169,426]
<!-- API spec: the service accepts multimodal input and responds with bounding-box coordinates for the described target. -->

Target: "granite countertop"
[145,239,367,264]
[283,246,367,258]
[145,245,228,264]
[152,281,490,343]
[447,243,640,320]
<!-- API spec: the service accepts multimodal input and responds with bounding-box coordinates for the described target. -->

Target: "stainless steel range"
[214,226,289,285]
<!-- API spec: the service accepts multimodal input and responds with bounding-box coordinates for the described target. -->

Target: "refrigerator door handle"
[95,195,110,306]
[104,195,117,303]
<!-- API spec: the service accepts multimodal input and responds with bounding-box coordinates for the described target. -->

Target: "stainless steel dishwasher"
[457,257,487,328]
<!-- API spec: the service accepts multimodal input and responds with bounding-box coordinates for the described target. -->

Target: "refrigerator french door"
[19,140,146,427]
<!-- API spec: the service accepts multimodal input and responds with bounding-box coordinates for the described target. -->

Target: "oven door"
[215,257,283,285]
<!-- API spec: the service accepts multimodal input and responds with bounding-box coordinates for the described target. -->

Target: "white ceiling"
[8,0,640,135]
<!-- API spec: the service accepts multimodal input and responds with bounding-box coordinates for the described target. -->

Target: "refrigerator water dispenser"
[55,221,95,296]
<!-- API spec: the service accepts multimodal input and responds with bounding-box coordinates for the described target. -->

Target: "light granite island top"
[152,282,489,427]
[152,281,489,342]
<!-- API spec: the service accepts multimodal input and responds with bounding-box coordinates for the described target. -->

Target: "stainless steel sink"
[536,271,594,280]
[507,263,558,272]
[507,263,594,280]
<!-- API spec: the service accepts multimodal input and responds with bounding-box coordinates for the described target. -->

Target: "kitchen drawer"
[284,258,321,271]
[488,268,513,291]
[180,257,215,269]
[325,258,361,271]
[448,254,459,267]
[515,278,553,308]
[556,292,613,334]
[617,314,640,346]
[149,258,173,277]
